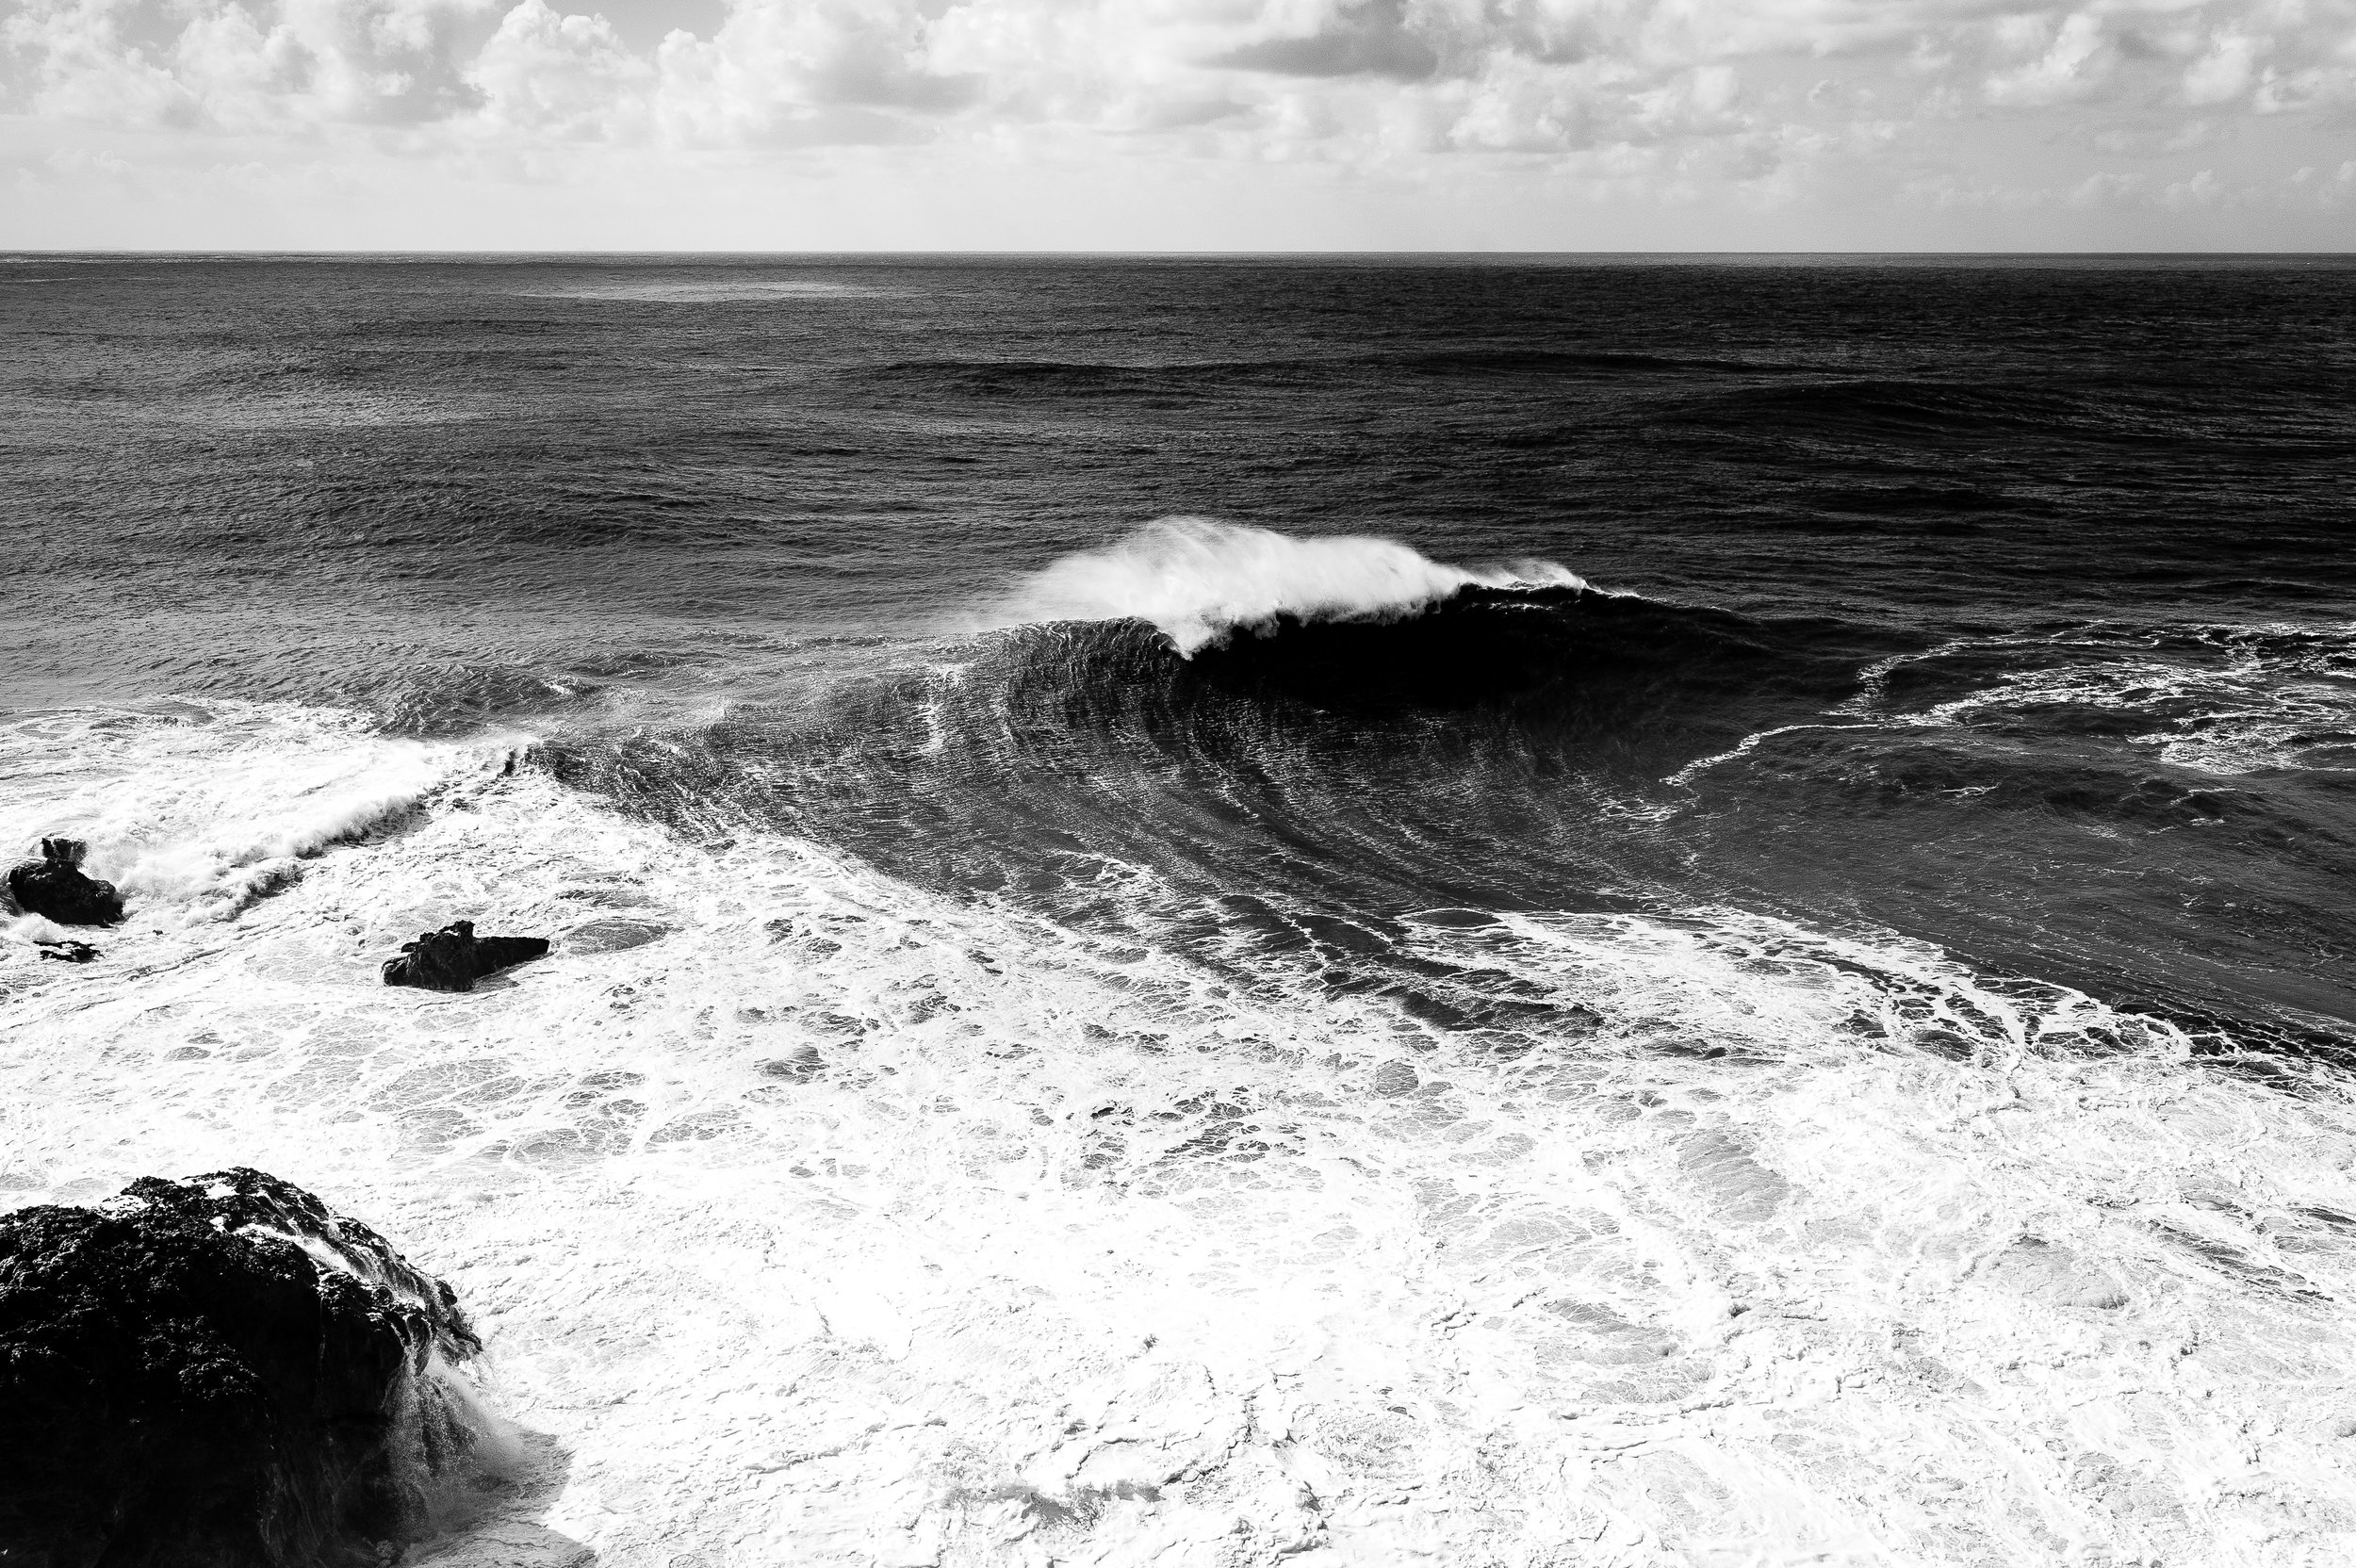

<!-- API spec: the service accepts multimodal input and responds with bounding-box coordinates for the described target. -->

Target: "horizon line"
[8,248,2355,260]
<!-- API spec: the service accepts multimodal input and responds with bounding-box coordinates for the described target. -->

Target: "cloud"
[4,0,491,129]
[11,0,2353,153]
[469,0,649,139]
[1985,12,2112,107]
[4,0,201,127]
[2183,31,2262,106]
[1210,0,1441,83]
[647,0,978,148]
[4,0,2353,243]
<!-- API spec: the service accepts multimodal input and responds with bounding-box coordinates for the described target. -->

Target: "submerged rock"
[7,838,124,927]
[0,1168,494,1568]
[35,939,100,963]
[382,920,550,993]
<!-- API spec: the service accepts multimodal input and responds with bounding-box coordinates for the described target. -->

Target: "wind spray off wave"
[1006,518,1588,654]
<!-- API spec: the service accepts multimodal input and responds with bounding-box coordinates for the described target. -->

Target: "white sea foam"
[1002,518,1588,655]
[1957,655,2356,776]
[1841,622,2356,776]
[0,701,492,928]
[7,702,2356,1565]
[1664,721,1877,787]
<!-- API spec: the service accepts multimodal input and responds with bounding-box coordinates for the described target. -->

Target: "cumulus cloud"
[2183,31,2262,106]
[469,0,648,139]
[1985,12,2113,107]
[646,0,981,147]
[5,0,490,128]
[1210,0,1441,83]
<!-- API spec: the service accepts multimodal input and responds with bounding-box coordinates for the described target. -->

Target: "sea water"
[4,254,2354,1565]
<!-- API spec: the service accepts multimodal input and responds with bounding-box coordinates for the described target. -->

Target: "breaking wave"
[998,517,1588,655]
[0,701,501,929]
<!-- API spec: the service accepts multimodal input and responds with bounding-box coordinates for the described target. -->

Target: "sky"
[4,0,2353,249]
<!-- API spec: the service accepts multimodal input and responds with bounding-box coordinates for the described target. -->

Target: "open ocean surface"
[4,253,2355,1566]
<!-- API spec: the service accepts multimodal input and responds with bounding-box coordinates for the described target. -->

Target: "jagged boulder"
[0,1168,493,1568]
[7,839,124,927]
[382,921,550,993]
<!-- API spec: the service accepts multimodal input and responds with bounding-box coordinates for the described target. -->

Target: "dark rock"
[382,920,550,993]
[35,939,100,964]
[7,839,125,927]
[0,1168,494,1568]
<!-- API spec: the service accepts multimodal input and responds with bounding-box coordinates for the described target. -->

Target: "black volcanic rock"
[382,921,550,993]
[0,1168,492,1568]
[7,838,124,927]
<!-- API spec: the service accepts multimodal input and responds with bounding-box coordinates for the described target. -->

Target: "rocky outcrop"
[36,939,100,963]
[0,1168,492,1568]
[382,921,550,993]
[7,839,124,927]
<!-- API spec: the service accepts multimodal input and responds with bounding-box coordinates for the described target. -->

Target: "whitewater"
[1005,519,1590,655]
[8,535,2356,1565]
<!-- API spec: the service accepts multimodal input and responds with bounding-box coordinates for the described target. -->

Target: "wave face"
[7,256,2356,1566]
[548,544,2355,1061]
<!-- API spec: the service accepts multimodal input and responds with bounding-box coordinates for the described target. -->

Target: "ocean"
[4,253,2354,1565]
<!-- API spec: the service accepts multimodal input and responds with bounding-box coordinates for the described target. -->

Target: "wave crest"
[1006,518,1586,655]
